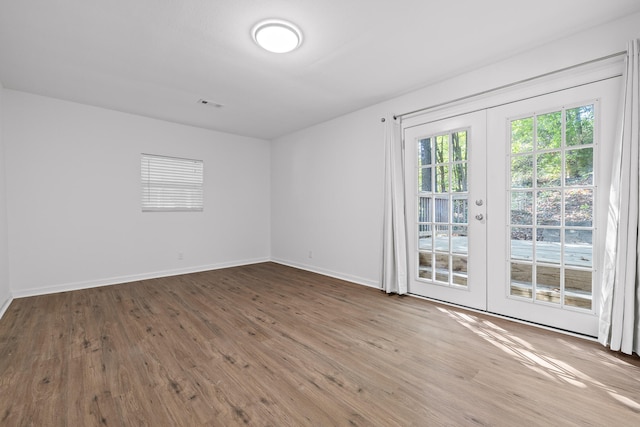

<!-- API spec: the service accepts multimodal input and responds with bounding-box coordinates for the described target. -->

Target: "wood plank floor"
[1,262,639,426]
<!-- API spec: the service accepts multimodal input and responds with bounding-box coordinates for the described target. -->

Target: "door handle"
[475,213,484,221]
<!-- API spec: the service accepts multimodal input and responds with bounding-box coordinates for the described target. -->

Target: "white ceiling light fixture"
[252,19,303,53]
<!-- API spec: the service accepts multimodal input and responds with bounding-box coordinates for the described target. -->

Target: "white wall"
[271,110,384,286]
[2,11,640,300]
[0,82,11,313]
[4,90,270,296]
[271,12,640,287]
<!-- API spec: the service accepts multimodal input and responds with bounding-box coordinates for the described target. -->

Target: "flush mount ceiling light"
[252,19,302,53]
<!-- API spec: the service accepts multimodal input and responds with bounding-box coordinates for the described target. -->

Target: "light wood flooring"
[1,262,639,426]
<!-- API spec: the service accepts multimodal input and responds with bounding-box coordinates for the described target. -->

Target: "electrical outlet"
[308,251,313,259]
[178,252,184,260]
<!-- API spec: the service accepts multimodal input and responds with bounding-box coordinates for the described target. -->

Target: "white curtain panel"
[599,39,640,355]
[381,117,408,294]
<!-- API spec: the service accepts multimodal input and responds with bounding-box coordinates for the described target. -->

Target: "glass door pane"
[417,131,469,288]
[486,77,620,337]
[405,110,487,310]
[508,105,595,310]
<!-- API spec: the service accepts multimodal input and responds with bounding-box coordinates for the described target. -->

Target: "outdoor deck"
[418,237,593,309]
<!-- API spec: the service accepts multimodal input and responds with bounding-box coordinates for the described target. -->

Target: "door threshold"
[407,292,598,342]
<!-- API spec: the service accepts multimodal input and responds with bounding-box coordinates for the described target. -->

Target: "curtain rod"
[392,50,627,120]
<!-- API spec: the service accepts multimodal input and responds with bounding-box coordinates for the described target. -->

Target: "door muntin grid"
[508,103,595,311]
[417,129,469,287]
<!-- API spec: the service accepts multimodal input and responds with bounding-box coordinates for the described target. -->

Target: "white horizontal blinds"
[141,153,204,212]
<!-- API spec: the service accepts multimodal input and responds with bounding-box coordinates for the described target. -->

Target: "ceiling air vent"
[197,99,224,108]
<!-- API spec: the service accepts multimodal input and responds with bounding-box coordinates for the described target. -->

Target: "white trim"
[9,258,378,299]
[141,153,204,212]
[0,294,13,320]
[270,258,380,289]
[407,292,598,341]
[396,51,625,121]
[402,56,623,130]
[10,257,270,298]
[3,258,600,341]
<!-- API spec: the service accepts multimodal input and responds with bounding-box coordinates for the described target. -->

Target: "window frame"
[140,153,204,212]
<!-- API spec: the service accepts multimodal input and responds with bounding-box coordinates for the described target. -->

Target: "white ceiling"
[1,0,640,140]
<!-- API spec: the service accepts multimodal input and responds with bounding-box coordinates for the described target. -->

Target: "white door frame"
[401,60,622,336]
[485,77,621,336]
[404,111,487,310]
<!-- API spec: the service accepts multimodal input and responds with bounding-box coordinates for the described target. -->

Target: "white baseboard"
[0,294,12,320]
[8,257,380,301]
[11,257,271,299]
[270,258,380,289]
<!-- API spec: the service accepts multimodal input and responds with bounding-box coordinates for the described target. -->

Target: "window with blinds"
[141,153,204,212]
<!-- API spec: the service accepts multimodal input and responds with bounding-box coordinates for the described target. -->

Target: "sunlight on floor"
[436,306,640,412]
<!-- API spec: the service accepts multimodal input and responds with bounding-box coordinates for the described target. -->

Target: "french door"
[404,111,487,310]
[485,78,619,336]
[405,77,620,336]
